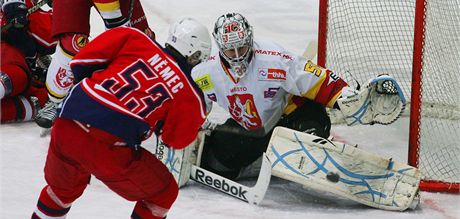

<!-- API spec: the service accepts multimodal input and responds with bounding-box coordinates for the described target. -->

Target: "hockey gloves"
[337,74,406,125]
[2,0,28,28]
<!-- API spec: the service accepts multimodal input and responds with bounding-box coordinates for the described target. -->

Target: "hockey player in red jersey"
[0,0,56,123]
[192,13,405,180]
[35,0,155,129]
[31,21,211,218]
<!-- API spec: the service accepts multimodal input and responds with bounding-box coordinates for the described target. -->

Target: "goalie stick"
[302,40,318,60]
[1,0,50,32]
[156,132,272,205]
[190,153,272,205]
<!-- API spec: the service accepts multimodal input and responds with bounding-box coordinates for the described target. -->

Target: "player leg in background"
[32,118,178,218]
[0,42,44,123]
[34,0,93,129]
[200,98,330,180]
[35,0,155,129]
[35,33,88,128]
[118,0,155,38]
[93,0,154,37]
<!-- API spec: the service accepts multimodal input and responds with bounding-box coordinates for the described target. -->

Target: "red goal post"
[317,0,460,193]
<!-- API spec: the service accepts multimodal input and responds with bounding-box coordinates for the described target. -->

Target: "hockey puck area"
[326,171,340,183]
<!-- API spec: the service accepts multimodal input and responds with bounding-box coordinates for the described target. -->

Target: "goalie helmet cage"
[317,0,460,193]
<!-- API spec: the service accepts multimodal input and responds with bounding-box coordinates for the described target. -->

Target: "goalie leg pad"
[266,126,420,211]
[155,132,205,187]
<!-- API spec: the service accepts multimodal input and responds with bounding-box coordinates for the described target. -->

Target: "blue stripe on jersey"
[71,62,109,83]
[59,84,150,147]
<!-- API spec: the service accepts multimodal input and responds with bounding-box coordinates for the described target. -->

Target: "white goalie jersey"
[191,40,348,131]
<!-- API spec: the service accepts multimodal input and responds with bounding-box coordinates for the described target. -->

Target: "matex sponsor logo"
[254,49,293,60]
[258,68,286,81]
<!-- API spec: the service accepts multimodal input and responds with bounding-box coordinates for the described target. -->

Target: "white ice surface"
[1,0,459,218]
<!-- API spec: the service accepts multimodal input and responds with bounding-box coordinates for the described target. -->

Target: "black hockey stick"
[1,0,50,32]
[190,153,272,205]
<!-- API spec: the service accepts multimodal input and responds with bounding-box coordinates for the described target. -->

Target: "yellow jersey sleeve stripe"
[326,90,342,108]
[302,73,327,100]
[94,1,121,12]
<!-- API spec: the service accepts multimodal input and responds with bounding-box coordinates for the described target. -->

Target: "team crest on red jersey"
[227,94,261,129]
[55,67,74,88]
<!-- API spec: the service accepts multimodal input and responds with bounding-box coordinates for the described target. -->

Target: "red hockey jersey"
[64,27,206,149]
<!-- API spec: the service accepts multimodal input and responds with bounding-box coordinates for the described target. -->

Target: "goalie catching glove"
[337,74,406,125]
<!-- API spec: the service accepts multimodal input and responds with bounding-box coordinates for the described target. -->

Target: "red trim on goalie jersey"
[313,70,348,107]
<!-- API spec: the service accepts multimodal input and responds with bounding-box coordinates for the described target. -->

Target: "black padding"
[201,98,331,178]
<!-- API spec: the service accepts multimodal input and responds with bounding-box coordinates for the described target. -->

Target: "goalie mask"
[213,13,253,79]
[166,18,212,66]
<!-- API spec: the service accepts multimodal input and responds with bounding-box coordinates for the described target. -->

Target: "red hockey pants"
[42,118,178,217]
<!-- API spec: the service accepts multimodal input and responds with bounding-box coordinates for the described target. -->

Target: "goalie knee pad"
[201,120,269,178]
[201,146,241,180]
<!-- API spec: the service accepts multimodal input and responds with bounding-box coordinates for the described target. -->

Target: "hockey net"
[318,0,460,193]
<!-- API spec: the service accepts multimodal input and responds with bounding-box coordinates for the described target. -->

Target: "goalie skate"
[266,127,420,211]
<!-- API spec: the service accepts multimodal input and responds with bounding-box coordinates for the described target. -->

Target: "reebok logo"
[155,143,166,160]
[194,169,248,201]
